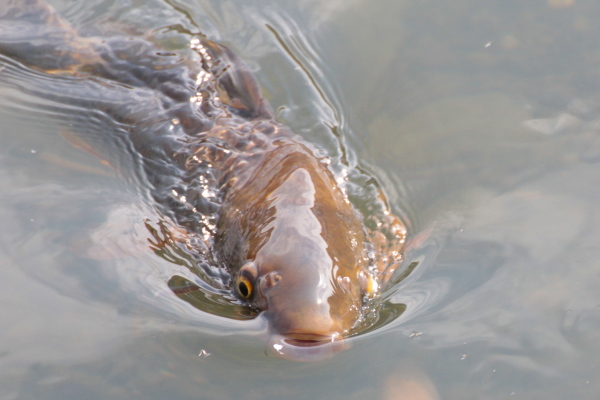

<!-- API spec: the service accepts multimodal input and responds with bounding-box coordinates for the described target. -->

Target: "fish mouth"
[266,333,348,362]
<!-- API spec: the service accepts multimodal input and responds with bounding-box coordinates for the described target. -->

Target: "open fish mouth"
[266,333,348,362]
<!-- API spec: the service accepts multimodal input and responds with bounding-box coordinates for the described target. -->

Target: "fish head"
[234,238,363,361]
[232,167,369,361]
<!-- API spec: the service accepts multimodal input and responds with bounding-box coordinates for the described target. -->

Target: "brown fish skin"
[0,0,405,360]
[189,39,375,354]
[215,131,370,346]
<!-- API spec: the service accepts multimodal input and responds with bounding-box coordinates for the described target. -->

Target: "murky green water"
[1,0,600,399]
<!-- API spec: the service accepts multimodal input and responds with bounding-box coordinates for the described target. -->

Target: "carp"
[0,0,406,361]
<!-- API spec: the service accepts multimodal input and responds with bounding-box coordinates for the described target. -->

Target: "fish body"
[217,133,369,341]
[0,0,405,361]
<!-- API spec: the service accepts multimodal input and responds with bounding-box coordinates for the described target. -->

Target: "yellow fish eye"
[236,261,258,299]
[237,275,253,299]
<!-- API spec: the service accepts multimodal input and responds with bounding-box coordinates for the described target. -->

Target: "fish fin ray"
[200,39,274,120]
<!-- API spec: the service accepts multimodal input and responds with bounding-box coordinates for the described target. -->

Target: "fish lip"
[265,333,349,362]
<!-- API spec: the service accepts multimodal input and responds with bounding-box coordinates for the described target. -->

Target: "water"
[1,0,600,399]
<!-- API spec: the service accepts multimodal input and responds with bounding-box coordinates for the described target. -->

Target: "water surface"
[1,0,600,399]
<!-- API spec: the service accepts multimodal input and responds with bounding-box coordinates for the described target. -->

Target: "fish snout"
[263,306,348,361]
[266,332,347,362]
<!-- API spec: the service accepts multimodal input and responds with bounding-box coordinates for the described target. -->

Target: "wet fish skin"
[215,133,369,341]
[0,0,405,360]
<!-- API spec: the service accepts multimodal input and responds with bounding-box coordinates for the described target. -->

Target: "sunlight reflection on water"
[2,0,600,399]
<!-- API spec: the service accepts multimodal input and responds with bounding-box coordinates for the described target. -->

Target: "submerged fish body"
[190,83,375,358]
[0,0,406,360]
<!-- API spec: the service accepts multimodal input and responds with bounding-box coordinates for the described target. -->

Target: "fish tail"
[0,0,102,74]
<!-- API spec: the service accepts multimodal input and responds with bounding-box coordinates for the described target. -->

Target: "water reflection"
[1,0,600,398]
[1,0,412,363]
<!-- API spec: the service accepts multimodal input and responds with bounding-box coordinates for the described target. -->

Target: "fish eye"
[237,275,253,299]
[236,261,258,300]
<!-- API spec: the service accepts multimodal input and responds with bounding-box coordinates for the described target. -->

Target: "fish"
[0,0,406,361]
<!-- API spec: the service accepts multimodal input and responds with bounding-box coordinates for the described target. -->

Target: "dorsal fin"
[200,39,273,120]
